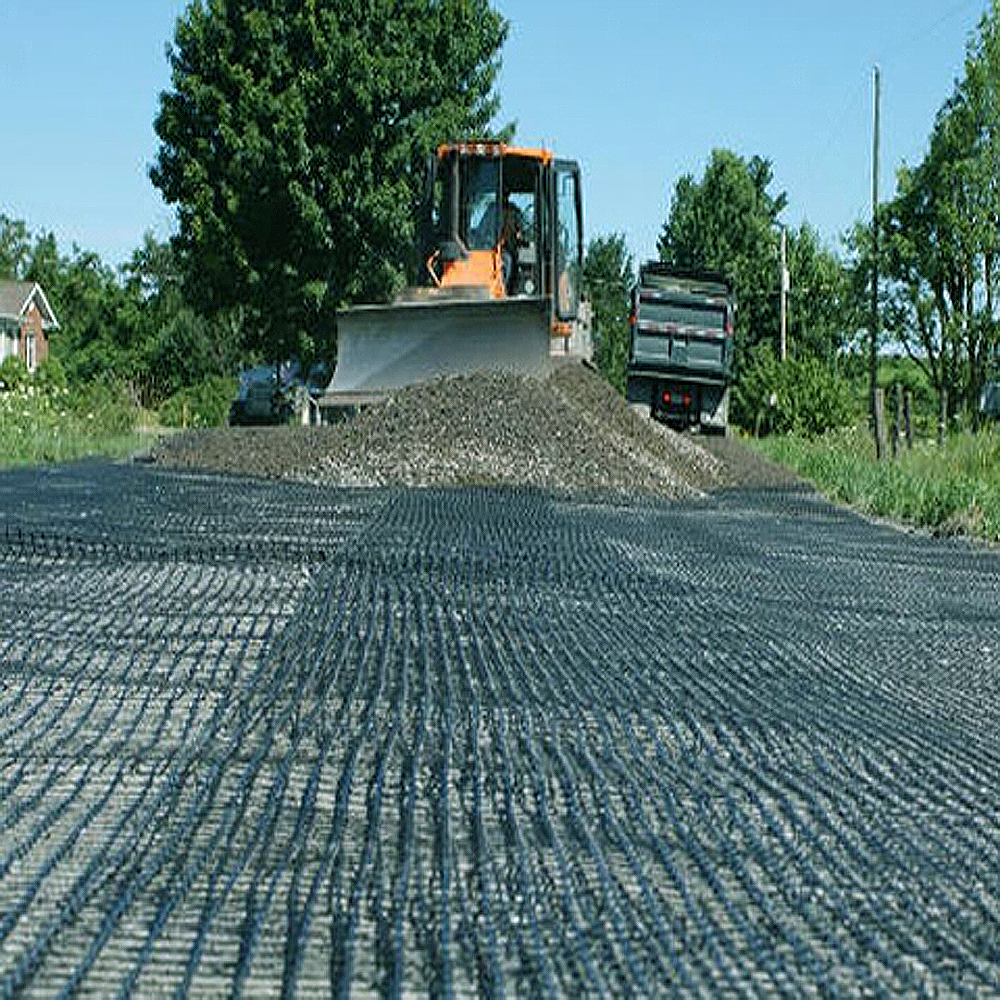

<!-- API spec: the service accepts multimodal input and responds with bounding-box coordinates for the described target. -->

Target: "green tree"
[123,234,244,402]
[785,223,852,364]
[877,150,968,423]
[658,149,788,372]
[151,0,508,367]
[43,248,140,387]
[583,234,633,391]
[0,216,32,279]
[878,0,1000,428]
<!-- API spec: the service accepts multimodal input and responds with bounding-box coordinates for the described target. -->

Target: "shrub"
[0,374,151,467]
[67,380,139,435]
[735,343,856,437]
[0,355,29,393]
[159,375,238,429]
[33,356,68,394]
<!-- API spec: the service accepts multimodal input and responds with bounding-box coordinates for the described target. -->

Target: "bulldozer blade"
[324,296,551,404]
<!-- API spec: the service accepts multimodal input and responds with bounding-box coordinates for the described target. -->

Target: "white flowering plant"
[0,359,143,467]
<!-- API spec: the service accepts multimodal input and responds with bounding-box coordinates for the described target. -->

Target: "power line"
[886,0,985,64]
[807,1,986,235]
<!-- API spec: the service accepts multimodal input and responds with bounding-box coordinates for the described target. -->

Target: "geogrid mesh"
[1,462,999,997]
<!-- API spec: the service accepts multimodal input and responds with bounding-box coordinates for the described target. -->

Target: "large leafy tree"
[151,0,508,367]
[39,246,142,388]
[583,234,633,392]
[878,140,970,419]
[879,0,1000,426]
[658,150,788,372]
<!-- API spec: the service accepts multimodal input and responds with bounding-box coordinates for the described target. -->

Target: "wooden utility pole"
[870,65,882,460]
[892,383,903,459]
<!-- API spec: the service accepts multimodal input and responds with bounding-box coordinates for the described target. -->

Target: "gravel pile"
[151,360,801,496]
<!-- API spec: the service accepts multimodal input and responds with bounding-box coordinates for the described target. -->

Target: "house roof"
[0,279,59,329]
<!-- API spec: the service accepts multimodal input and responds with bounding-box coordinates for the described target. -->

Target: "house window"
[0,322,14,363]
[25,328,36,372]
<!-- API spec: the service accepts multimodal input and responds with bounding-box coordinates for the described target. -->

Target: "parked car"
[304,361,331,397]
[229,360,332,426]
[229,362,297,426]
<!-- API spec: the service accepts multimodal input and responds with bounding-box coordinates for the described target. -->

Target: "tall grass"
[752,424,1000,542]
[0,384,158,468]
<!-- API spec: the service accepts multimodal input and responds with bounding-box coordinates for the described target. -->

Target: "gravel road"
[1,460,999,997]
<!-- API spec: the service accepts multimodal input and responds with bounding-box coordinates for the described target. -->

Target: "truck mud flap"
[325,296,551,398]
[700,385,729,434]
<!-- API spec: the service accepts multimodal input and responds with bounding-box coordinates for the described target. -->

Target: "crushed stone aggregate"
[150,361,800,496]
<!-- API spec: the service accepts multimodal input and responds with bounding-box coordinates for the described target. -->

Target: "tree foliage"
[582,234,633,392]
[877,0,1000,427]
[151,0,508,366]
[658,150,788,371]
[0,215,32,279]
[122,235,244,400]
[0,216,241,407]
[785,222,853,364]
[657,150,853,434]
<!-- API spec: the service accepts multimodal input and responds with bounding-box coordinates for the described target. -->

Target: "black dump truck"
[625,263,735,433]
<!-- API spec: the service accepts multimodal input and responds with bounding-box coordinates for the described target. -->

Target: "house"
[0,279,59,374]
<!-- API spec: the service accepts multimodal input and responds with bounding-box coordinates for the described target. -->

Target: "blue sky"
[0,1,988,271]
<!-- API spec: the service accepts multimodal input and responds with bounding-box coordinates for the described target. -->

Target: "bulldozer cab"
[320,143,584,411]
[425,143,582,322]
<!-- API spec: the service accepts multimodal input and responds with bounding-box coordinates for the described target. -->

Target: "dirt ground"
[151,360,802,497]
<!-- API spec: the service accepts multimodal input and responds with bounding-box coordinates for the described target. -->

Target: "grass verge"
[0,428,164,468]
[0,385,163,469]
[749,424,1000,543]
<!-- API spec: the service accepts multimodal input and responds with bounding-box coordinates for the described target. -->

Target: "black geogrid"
[0,462,999,997]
